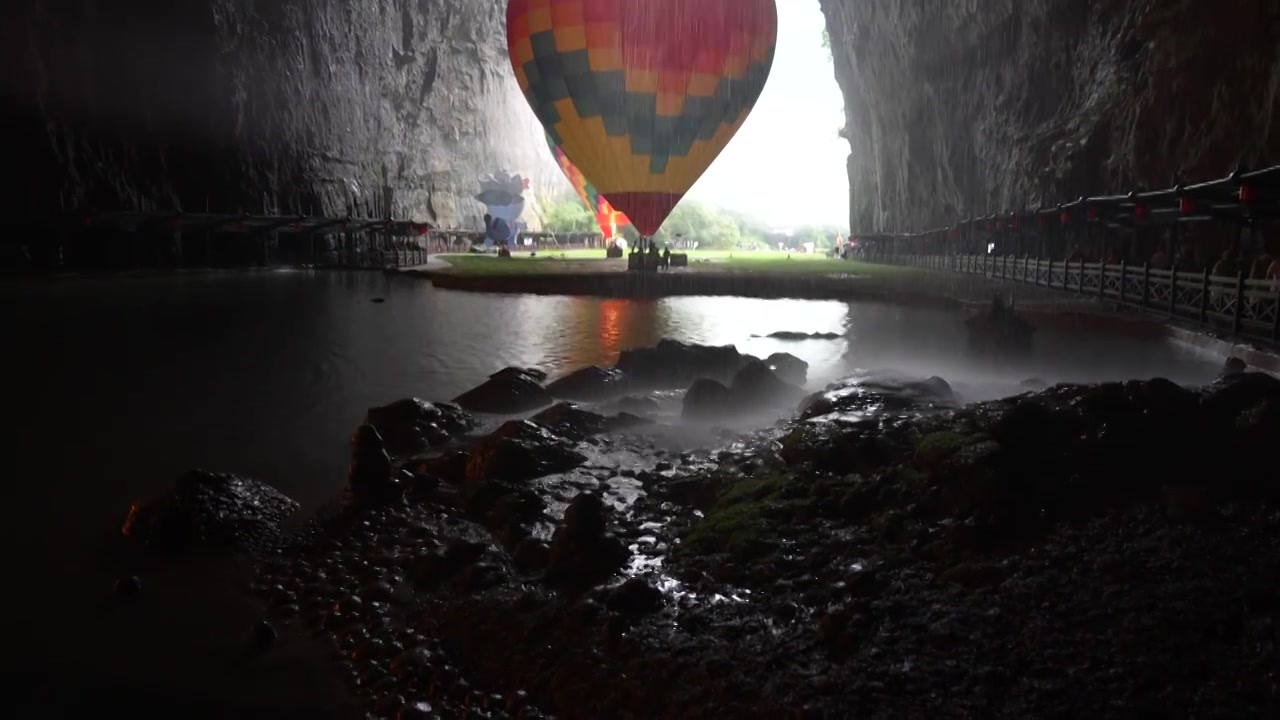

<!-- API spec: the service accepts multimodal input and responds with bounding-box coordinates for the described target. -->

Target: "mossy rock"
[914,431,971,471]
[679,469,804,560]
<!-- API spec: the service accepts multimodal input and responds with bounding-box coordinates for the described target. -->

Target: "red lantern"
[1134,205,1148,220]
[1087,207,1099,221]
[1011,217,1021,230]
[81,216,92,226]
[1179,197,1195,214]
[1239,184,1256,204]
[415,224,431,236]
[1060,211,1071,225]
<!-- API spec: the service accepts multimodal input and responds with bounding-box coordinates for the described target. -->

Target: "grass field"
[433,249,918,277]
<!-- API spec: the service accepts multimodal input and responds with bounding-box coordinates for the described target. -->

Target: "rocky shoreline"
[114,342,1280,719]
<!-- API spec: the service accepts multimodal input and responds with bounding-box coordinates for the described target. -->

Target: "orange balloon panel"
[546,132,631,238]
[508,0,777,235]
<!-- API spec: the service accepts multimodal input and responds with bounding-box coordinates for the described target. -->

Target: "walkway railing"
[885,253,1279,344]
[855,165,1280,345]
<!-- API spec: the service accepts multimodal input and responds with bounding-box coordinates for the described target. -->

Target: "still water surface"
[2,270,1220,557]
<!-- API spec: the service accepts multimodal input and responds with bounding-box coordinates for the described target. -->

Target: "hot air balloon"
[507,0,778,240]
[545,132,631,240]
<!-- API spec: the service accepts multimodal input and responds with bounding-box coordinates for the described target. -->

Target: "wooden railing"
[883,253,1280,344]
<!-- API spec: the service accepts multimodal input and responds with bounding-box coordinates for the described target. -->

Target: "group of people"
[626,240,672,271]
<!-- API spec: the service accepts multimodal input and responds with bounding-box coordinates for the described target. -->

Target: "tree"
[540,196,596,233]
[650,199,771,250]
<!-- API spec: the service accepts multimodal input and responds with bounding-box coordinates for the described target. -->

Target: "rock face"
[5,0,558,224]
[819,0,1280,232]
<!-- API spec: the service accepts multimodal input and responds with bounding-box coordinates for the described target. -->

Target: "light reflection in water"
[0,271,1221,585]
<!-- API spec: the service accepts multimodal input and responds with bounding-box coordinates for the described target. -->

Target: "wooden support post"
[1273,285,1279,343]
[1199,268,1210,324]
[1233,271,1246,336]
[1141,262,1150,314]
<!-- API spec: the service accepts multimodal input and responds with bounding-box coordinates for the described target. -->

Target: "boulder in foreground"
[365,398,477,454]
[465,420,587,484]
[121,470,298,552]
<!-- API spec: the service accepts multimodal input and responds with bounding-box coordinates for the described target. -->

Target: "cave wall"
[819,0,1280,233]
[2,0,557,228]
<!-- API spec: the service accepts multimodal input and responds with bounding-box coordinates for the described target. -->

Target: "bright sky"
[686,0,849,230]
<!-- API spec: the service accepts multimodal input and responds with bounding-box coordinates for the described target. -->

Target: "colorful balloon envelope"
[545,133,630,239]
[508,0,778,236]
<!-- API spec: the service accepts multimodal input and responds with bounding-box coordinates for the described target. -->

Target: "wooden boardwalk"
[860,165,1280,346]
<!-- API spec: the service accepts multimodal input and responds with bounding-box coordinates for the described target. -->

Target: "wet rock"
[529,402,609,441]
[1020,378,1048,391]
[465,420,586,484]
[398,701,435,720]
[681,378,735,420]
[800,372,955,419]
[252,620,277,650]
[513,537,551,573]
[614,338,754,388]
[605,578,664,616]
[452,367,552,414]
[764,352,809,386]
[728,359,807,409]
[407,450,470,486]
[490,366,547,383]
[348,425,401,504]
[664,477,723,510]
[113,575,142,600]
[1220,356,1248,377]
[607,411,656,431]
[121,470,298,552]
[545,365,630,401]
[1233,400,1280,494]
[546,493,630,588]
[412,539,490,589]
[616,395,662,415]
[365,398,477,455]
[1202,372,1280,426]
[765,331,842,340]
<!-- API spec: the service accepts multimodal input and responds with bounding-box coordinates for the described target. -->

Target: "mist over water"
[0,271,1221,572]
[838,301,1219,403]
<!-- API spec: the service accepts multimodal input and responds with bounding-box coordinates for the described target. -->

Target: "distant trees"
[537,193,843,251]
[538,196,596,233]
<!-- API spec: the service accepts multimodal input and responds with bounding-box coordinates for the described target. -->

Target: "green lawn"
[434,249,918,278]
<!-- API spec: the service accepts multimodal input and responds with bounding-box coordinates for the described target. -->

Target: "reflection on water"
[1,272,849,518]
[0,270,1220,568]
